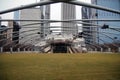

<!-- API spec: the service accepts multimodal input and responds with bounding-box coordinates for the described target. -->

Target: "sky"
[0,0,91,25]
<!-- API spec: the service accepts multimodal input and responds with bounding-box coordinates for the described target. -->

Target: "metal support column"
[108,48,111,52]
[101,48,103,52]
[118,47,120,53]
[10,47,13,53]
[0,47,3,53]
[18,48,20,52]
[95,48,97,51]
[24,48,26,52]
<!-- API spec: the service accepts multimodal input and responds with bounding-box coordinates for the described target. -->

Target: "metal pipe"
[0,27,41,36]
[86,31,119,47]
[0,0,120,14]
[77,22,101,27]
[0,47,3,53]
[2,32,38,47]
[0,0,56,14]
[83,30,120,44]
[75,30,119,49]
[109,28,120,32]
[82,29,120,35]
[1,19,120,22]
[19,37,41,50]
[68,0,120,14]
[21,22,44,26]
[0,19,58,22]
[85,41,101,49]
[82,34,110,48]
[0,29,40,42]
[0,28,13,32]
[14,35,40,48]
[50,28,120,35]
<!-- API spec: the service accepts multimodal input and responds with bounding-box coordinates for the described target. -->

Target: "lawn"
[0,53,120,80]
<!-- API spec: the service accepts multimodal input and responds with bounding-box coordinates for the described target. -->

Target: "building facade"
[40,0,50,38]
[0,25,7,47]
[91,0,120,44]
[14,8,41,45]
[0,17,8,47]
[8,21,20,44]
[61,3,77,35]
[82,6,98,45]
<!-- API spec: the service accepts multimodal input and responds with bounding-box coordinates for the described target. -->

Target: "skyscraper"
[15,8,41,45]
[40,0,50,37]
[8,21,20,44]
[61,3,77,35]
[91,0,120,44]
[82,6,98,45]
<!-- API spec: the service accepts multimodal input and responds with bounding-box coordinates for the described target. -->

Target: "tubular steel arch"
[0,0,120,53]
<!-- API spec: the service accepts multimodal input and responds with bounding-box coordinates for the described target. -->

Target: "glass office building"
[91,0,120,44]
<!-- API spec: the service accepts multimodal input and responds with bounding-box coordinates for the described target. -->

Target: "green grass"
[0,53,120,80]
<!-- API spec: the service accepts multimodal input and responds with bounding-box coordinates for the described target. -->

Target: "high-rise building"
[40,0,50,37]
[14,8,41,45]
[82,6,97,45]
[91,0,120,44]
[61,3,77,35]
[8,21,20,44]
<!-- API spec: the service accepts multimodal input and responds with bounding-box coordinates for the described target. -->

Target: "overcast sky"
[0,0,91,25]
